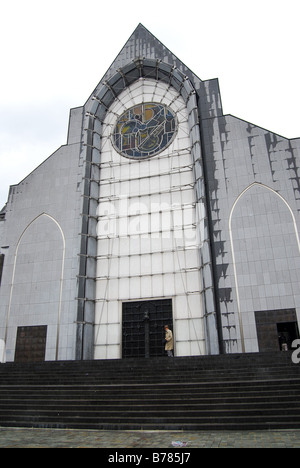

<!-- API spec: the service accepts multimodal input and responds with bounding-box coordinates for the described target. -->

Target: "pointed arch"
[229,183,300,251]
[229,182,300,352]
[77,59,219,358]
[5,213,65,361]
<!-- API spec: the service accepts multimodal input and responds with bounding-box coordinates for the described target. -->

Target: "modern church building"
[0,24,299,363]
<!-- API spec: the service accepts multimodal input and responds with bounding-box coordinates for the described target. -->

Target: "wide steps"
[0,352,299,430]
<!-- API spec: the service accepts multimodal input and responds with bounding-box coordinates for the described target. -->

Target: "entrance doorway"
[277,322,299,351]
[122,299,173,358]
[255,308,299,352]
[15,325,47,362]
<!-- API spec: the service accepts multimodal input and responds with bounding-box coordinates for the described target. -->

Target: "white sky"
[0,0,299,208]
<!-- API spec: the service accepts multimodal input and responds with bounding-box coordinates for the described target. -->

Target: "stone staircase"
[0,352,300,431]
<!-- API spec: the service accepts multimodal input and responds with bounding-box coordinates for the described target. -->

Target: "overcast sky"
[0,0,299,208]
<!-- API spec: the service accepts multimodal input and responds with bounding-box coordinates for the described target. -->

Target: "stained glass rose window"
[113,103,177,159]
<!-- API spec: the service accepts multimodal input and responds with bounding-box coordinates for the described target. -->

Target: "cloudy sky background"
[0,0,299,208]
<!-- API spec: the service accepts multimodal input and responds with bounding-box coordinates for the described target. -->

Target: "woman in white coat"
[164,325,174,357]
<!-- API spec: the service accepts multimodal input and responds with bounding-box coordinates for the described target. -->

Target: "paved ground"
[0,427,300,448]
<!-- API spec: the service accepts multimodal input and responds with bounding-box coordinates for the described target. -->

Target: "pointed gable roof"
[87,24,203,105]
[84,24,223,122]
[108,24,201,78]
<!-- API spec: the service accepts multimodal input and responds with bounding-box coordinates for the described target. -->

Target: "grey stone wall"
[0,110,83,361]
[202,114,300,352]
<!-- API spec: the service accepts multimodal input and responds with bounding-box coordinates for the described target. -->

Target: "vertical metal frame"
[76,58,220,359]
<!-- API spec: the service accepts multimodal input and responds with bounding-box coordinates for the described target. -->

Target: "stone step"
[0,413,300,432]
[0,353,299,431]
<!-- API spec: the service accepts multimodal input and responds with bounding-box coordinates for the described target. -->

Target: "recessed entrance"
[277,322,299,351]
[122,299,173,358]
[15,325,47,362]
[255,309,299,352]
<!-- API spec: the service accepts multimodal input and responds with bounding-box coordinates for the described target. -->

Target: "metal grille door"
[15,325,47,363]
[122,299,173,358]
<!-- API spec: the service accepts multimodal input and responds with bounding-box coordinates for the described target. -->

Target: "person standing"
[164,325,174,357]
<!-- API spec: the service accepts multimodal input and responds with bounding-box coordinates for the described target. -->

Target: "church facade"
[0,24,299,362]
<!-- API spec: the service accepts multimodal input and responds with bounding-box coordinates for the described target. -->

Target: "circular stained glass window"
[113,103,177,159]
